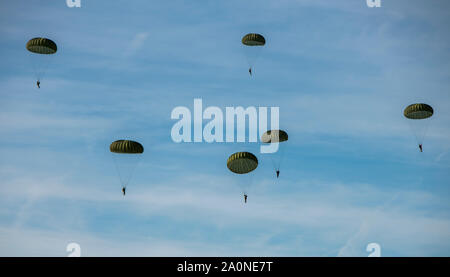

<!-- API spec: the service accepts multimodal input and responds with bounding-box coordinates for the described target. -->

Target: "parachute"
[242,34,266,46]
[261,130,288,178]
[26,37,57,84]
[227,151,258,174]
[110,140,144,154]
[110,140,144,190]
[261,129,288,144]
[241,33,265,75]
[404,104,433,120]
[26,38,57,54]
[227,152,258,195]
[403,103,433,150]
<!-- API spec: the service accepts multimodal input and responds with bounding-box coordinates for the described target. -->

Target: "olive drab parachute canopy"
[110,140,144,191]
[241,33,266,75]
[403,103,434,120]
[26,37,57,84]
[261,130,288,178]
[403,103,434,151]
[26,38,58,54]
[227,152,258,174]
[242,33,266,46]
[110,140,144,154]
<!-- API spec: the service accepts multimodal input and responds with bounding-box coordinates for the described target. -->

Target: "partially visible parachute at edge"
[403,103,434,150]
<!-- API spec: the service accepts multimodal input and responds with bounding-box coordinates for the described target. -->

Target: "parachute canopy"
[110,140,144,154]
[404,103,434,120]
[227,152,258,174]
[242,33,266,46]
[261,130,288,143]
[26,38,57,55]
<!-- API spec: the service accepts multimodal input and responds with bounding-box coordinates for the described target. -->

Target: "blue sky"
[0,0,449,256]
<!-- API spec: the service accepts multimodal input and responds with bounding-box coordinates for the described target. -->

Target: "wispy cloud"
[0,0,449,256]
[124,32,149,57]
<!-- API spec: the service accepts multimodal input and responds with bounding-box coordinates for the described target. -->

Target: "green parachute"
[241,33,265,76]
[403,103,433,152]
[227,151,258,174]
[261,130,288,178]
[26,38,58,54]
[227,152,258,198]
[404,104,433,120]
[242,34,266,46]
[110,140,144,192]
[26,37,57,85]
[110,140,144,154]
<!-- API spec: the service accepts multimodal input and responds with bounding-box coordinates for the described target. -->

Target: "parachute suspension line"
[112,154,142,188]
[36,54,53,81]
[406,117,432,145]
[268,145,285,172]
[112,154,125,188]
[129,155,141,187]
[270,155,277,172]
[243,173,255,195]
[277,143,287,171]
[407,120,420,145]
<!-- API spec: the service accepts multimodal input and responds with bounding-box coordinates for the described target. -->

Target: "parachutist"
[244,194,248,203]
[276,170,280,178]
[26,37,57,86]
[242,33,265,77]
[122,187,126,196]
[404,104,433,152]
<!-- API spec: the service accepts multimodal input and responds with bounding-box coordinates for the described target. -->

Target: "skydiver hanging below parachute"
[242,33,265,77]
[403,103,434,152]
[26,37,57,88]
[110,140,144,196]
[261,130,288,178]
[227,152,258,205]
